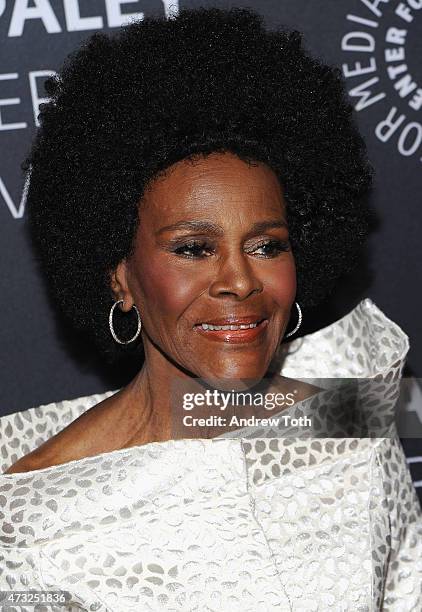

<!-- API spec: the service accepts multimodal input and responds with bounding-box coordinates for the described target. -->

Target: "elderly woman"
[1,7,421,612]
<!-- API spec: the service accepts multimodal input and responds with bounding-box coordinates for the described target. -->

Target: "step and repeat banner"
[1,1,421,497]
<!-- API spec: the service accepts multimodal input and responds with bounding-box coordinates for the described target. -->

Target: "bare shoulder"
[3,448,44,474]
[3,455,28,474]
[3,390,128,474]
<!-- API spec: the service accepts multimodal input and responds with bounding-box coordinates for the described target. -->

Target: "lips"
[195,315,266,327]
[193,317,269,344]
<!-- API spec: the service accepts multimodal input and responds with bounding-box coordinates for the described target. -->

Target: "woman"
[1,7,421,611]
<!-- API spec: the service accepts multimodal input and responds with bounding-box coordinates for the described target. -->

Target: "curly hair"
[24,6,375,365]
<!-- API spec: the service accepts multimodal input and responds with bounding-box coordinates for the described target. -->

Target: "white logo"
[341,0,422,162]
[1,0,179,36]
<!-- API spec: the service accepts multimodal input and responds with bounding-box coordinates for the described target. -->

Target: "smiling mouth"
[193,318,269,344]
[195,318,266,331]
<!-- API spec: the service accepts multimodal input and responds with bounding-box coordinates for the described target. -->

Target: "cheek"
[265,256,297,305]
[134,254,205,320]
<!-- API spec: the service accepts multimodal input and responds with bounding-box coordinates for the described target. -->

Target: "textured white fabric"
[0,297,421,611]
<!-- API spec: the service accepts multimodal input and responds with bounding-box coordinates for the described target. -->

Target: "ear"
[109,260,135,312]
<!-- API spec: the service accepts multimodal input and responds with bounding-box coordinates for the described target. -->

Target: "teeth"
[200,321,260,331]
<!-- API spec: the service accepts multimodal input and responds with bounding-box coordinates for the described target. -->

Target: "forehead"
[140,152,285,220]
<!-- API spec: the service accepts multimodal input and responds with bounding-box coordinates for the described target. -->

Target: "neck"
[123,338,199,445]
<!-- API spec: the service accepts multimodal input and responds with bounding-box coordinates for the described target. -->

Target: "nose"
[208,250,263,300]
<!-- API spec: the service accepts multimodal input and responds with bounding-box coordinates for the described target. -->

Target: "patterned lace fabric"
[0,297,421,611]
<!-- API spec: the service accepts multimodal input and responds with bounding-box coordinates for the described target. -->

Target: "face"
[113,151,296,383]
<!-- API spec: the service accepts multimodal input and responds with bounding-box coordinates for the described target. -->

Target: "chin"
[198,363,270,390]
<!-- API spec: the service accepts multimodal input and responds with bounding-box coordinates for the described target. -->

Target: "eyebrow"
[157,219,288,236]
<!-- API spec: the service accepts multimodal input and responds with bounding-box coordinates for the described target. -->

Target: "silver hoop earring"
[284,301,302,338]
[109,299,142,345]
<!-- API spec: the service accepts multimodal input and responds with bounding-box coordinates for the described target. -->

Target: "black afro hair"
[24,6,375,365]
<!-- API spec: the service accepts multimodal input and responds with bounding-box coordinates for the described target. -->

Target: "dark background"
[1,1,421,498]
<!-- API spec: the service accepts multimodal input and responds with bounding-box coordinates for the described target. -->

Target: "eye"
[171,238,290,259]
[248,239,291,258]
[173,240,214,259]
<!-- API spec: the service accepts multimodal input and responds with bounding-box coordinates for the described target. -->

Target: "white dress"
[0,297,421,612]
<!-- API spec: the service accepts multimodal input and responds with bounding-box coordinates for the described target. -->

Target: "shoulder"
[3,389,128,474]
[1,388,121,474]
[3,424,85,473]
[3,450,43,474]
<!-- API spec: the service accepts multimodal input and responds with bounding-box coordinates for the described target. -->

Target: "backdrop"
[1,0,421,500]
